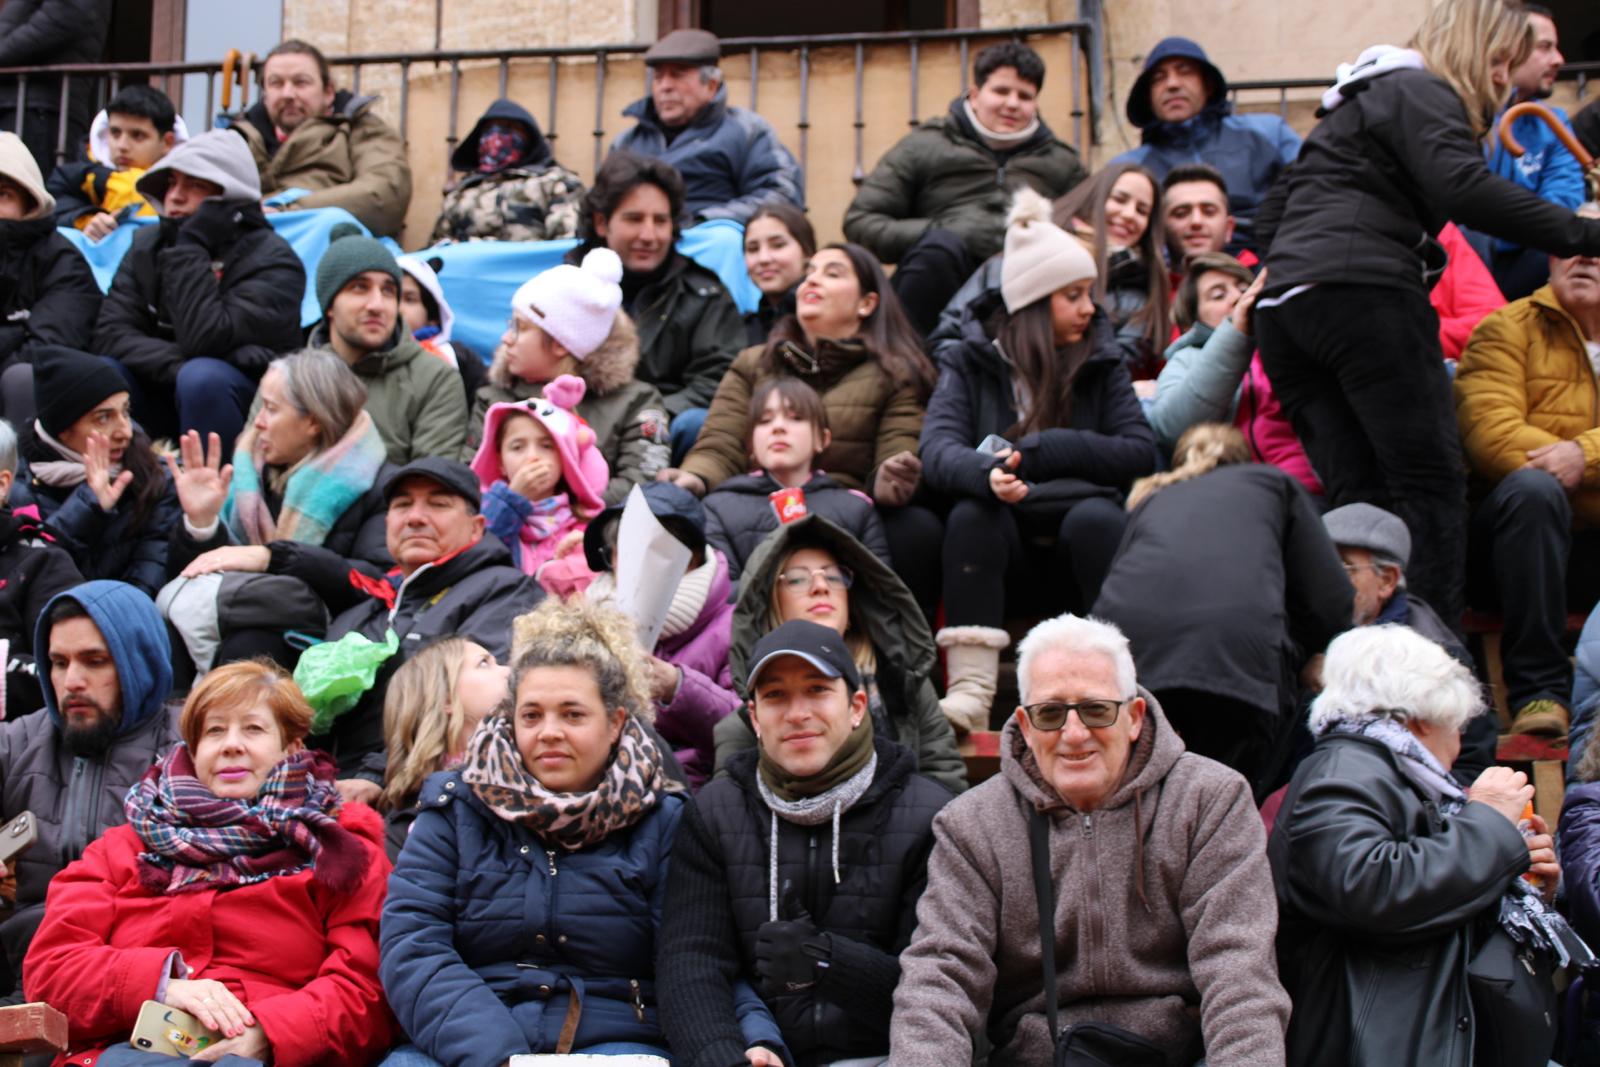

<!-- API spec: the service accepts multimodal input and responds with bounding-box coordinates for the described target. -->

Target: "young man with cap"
[658,618,949,1067]
[91,128,305,447]
[267,456,539,791]
[227,38,412,238]
[0,131,101,427]
[0,580,176,995]
[611,28,803,225]
[309,224,468,465]
[1111,37,1300,253]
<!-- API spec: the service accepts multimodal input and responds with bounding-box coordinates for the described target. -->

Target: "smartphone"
[975,433,1013,469]
[0,811,38,867]
[130,1000,221,1057]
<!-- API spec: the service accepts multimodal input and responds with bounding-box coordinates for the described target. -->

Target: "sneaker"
[1509,699,1570,737]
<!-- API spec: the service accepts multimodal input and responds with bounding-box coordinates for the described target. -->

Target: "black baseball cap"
[381,457,481,510]
[746,620,862,695]
[583,481,707,572]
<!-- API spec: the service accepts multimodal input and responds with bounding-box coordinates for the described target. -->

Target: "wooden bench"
[958,730,1002,786]
[1496,732,1569,825]
[0,1003,66,1067]
[1462,609,1586,728]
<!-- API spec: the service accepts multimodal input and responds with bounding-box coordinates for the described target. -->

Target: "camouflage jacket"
[429,163,585,243]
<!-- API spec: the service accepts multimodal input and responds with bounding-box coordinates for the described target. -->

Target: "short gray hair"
[267,348,367,451]
[1308,624,1483,735]
[1016,613,1136,704]
[0,419,16,474]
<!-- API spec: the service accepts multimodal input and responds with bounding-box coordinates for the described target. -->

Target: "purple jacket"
[1559,781,1600,949]
[654,550,739,787]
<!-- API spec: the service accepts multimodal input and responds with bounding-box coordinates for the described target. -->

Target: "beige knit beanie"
[1000,187,1096,312]
[0,133,53,220]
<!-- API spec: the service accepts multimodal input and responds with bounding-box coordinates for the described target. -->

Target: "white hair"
[1308,624,1483,734]
[1016,613,1136,704]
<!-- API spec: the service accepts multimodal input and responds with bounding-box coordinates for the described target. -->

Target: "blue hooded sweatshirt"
[1486,102,1586,254]
[34,579,172,736]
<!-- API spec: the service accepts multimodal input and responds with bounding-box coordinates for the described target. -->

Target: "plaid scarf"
[124,745,363,895]
[223,410,388,548]
[462,712,682,850]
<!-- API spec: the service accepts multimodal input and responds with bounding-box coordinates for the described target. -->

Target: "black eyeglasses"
[1020,698,1131,731]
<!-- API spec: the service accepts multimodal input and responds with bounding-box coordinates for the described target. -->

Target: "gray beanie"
[136,128,262,208]
[1322,503,1410,571]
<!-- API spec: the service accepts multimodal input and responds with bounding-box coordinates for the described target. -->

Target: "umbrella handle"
[220,49,240,113]
[1499,100,1595,169]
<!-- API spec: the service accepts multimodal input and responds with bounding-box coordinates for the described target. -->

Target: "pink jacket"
[1235,355,1323,497]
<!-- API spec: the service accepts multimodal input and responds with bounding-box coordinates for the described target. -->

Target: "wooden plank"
[0,1002,67,1054]
[1533,759,1565,826]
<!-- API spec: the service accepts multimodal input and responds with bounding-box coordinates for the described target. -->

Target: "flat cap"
[1322,502,1411,571]
[644,28,720,66]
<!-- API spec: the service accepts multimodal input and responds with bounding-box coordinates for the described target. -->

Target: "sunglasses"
[1020,698,1130,731]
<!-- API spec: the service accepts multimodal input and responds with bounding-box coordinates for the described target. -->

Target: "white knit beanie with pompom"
[1000,187,1098,313]
[510,247,624,360]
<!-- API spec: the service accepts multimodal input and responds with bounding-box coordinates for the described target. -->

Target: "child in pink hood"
[471,373,607,595]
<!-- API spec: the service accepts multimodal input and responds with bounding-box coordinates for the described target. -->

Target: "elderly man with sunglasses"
[890,612,1290,1067]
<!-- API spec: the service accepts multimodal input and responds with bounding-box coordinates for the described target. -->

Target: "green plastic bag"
[294,628,400,735]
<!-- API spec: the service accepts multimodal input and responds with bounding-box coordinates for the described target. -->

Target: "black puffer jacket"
[703,471,890,582]
[272,534,543,776]
[1262,68,1600,298]
[920,312,1157,515]
[658,736,948,1067]
[0,217,100,368]
[13,428,181,599]
[0,508,81,719]
[92,201,306,388]
[1268,733,1533,1067]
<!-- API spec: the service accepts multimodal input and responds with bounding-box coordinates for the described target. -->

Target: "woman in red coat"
[23,660,396,1067]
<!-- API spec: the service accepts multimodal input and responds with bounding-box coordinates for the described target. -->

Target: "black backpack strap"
[1029,805,1059,1044]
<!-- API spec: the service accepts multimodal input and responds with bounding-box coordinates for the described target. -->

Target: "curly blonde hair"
[1409,0,1533,141]
[510,597,656,722]
[1126,423,1251,511]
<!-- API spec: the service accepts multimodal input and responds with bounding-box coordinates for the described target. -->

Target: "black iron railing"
[0,21,1099,196]
[1228,60,1600,120]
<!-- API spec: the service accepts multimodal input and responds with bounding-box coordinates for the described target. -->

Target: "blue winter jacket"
[380,771,784,1066]
[1486,104,1587,254]
[1569,605,1600,781]
[612,84,804,224]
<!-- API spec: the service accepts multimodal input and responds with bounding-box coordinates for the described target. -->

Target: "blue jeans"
[669,407,708,465]
[175,357,257,448]
[380,1042,672,1065]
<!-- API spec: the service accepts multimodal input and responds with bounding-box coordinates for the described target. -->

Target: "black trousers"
[1467,467,1600,710]
[879,502,944,625]
[891,228,979,339]
[1156,687,1280,793]
[1257,284,1466,627]
[942,495,1127,627]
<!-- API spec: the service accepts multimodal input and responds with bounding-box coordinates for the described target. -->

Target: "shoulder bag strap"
[1029,804,1060,1044]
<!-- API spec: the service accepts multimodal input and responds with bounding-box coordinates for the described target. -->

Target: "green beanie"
[315,222,402,312]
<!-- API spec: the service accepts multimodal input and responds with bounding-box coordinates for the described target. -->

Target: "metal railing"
[1227,61,1600,121]
[0,21,1098,198]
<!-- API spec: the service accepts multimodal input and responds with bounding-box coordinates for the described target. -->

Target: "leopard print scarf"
[461,712,681,849]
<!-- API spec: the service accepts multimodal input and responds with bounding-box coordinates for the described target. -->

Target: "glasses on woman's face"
[777,565,853,592]
[1020,697,1129,731]
[504,318,523,342]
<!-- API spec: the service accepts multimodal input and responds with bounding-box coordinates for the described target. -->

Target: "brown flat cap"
[644,28,720,65]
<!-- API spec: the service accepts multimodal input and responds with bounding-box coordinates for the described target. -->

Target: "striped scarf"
[124,744,362,895]
[223,410,388,547]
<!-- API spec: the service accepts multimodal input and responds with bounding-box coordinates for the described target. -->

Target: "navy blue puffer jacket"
[379,770,686,1065]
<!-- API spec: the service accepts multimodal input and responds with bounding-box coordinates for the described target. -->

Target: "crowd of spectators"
[1,0,1600,1063]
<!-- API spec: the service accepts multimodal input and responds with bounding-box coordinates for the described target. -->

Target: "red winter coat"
[22,803,396,1067]
[1431,222,1505,360]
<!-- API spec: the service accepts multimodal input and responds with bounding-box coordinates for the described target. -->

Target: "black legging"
[942,495,1127,627]
[880,502,944,624]
[1257,284,1466,629]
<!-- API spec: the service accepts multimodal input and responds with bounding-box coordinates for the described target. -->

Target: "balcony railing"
[1227,60,1600,120]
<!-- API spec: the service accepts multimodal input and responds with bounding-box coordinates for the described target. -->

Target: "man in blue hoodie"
[1480,5,1585,300]
[0,580,175,994]
[1112,37,1301,254]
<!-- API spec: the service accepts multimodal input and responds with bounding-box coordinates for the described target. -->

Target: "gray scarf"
[756,750,878,921]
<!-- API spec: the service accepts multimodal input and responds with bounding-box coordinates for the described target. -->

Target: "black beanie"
[33,346,130,438]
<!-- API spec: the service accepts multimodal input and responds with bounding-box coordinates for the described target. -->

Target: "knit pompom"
[328,220,365,243]
[543,373,588,411]
[581,247,624,285]
[1006,186,1053,231]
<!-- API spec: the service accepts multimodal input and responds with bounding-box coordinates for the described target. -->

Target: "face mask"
[477,122,532,174]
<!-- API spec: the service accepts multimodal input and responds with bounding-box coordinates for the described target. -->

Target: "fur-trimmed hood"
[487,308,641,397]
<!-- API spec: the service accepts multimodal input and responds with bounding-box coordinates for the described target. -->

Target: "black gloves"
[175,198,241,255]
[753,917,832,997]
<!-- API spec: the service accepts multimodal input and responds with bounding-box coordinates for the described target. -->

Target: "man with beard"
[0,580,174,994]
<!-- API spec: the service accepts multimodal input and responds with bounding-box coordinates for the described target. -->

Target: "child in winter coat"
[703,376,891,581]
[471,374,608,596]
[464,247,670,505]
